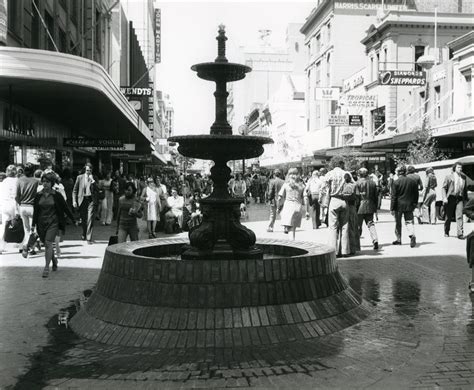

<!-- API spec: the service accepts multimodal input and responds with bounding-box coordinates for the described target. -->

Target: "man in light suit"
[442,162,468,239]
[73,163,98,244]
[356,168,379,250]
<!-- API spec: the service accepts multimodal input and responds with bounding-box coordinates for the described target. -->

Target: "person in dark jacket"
[356,168,379,250]
[390,165,419,248]
[442,162,468,239]
[266,169,285,232]
[32,172,75,278]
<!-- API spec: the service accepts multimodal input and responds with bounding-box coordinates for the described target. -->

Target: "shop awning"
[0,47,152,151]
[152,151,168,165]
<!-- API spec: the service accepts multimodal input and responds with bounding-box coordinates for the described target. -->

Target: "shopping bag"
[108,235,118,246]
[4,216,25,243]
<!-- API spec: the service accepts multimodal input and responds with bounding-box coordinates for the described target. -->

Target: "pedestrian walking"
[442,162,467,239]
[304,170,323,229]
[342,172,360,255]
[407,165,424,224]
[15,163,39,257]
[322,159,351,256]
[356,168,379,250]
[99,171,114,225]
[277,168,304,240]
[231,173,247,198]
[32,172,75,278]
[141,177,161,238]
[116,182,143,243]
[266,169,284,232]
[0,165,18,254]
[72,163,99,244]
[318,167,329,226]
[390,165,419,248]
[421,167,437,224]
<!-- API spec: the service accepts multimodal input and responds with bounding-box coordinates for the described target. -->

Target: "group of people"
[261,159,472,258]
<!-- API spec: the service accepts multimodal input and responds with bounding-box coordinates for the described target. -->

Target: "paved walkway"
[1,202,473,389]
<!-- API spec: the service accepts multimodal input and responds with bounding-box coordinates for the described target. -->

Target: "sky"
[154,1,315,136]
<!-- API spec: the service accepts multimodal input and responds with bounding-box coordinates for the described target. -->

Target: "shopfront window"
[372,106,386,135]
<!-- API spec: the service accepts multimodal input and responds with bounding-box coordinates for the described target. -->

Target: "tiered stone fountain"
[70,26,370,348]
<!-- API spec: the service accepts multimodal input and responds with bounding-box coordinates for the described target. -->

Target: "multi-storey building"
[0,0,152,172]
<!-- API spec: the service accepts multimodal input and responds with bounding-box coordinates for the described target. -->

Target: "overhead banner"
[315,87,340,101]
[349,115,363,127]
[345,95,377,107]
[379,70,426,86]
[328,115,349,126]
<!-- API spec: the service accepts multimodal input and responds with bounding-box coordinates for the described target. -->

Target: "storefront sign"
[349,115,363,127]
[315,87,340,101]
[3,107,36,137]
[379,70,426,86]
[155,9,161,63]
[120,87,153,97]
[433,69,446,82]
[335,1,407,11]
[0,0,7,44]
[148,80,154,132]
[345,95,377,107]
[92,143,135,151]
[464,141,474,150]
[63,139,123,147]
[328,115,349,126]
[343,74,364,92]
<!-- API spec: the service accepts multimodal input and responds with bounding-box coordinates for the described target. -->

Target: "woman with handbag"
[0,165,18,254]
[32,172,76,278]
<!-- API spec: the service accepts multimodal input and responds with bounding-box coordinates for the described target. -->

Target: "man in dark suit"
[266,169,285,232]
[356,168,379,250]
[390,165,419,248]
[73,163,99,244]
[442,162,468,239]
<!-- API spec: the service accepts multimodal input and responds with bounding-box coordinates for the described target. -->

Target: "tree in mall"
[173,151,196,172]
[328,146,363,172]
[395,124,447,165]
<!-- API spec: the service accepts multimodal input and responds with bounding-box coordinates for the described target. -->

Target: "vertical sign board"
[348,115,363,127]
[0,0,7,44]
[148,80,154,134]
[372,106,386,132]
[155,9,161,63]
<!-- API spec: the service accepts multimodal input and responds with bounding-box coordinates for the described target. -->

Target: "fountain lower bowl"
[168,134,273,160]
[70,238,371,348]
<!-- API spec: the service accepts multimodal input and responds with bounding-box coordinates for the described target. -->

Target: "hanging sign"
[349,115,363,127]
[315,87,340,101]
[63,139,123,148]
[154,9,161,63]
[328,115,349,126]
[345,95,377,107]
[379,70,426,86]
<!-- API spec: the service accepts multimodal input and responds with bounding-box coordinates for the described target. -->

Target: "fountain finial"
[216,24,228,63]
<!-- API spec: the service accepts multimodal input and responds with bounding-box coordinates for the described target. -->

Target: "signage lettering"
[328,115,349,126]
[349,115,363,127]
[63,139,124,147]
[3,107,36,137]
[120,87,153,97]
[315,87,340,101]
[155,9,161,63]
[335,2,407,11]
[343,74,364,92]
[345,95,377,107]
[379,70,426,86]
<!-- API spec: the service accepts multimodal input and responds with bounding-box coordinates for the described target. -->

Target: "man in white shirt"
[165,188,184,232]
[304,170,323,229]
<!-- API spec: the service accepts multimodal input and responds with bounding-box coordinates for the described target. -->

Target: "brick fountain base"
[70,238,371,348]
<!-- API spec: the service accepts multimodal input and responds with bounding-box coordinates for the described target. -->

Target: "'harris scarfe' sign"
[379,70,426,86]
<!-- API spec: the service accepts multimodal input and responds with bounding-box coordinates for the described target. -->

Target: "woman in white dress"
[277,168,305,240]
[99,171,114,225]
[141,177,160,238]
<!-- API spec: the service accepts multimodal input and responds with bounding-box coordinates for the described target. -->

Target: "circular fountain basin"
[71,238,371,348]
[168,134,273,160]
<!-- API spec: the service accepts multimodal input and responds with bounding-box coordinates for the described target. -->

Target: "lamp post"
[416,54,435,132]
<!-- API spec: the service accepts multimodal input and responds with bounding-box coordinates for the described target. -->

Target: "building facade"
[0,0,152,173]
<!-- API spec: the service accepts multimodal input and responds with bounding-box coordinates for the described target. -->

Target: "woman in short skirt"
[278,168,305,240]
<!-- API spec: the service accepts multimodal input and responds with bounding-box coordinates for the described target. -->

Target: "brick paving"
[0,201,473,389]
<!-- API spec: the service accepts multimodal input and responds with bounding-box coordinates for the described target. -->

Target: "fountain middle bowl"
[168,134,273,160]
